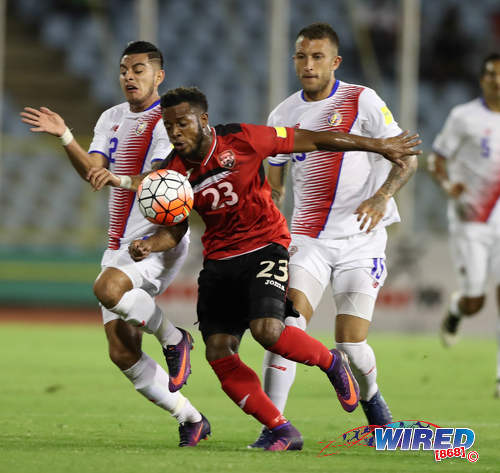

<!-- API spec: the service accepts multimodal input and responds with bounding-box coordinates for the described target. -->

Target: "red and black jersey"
[159,123,295,259]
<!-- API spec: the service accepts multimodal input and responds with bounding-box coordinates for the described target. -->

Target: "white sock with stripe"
[336,340,378,401]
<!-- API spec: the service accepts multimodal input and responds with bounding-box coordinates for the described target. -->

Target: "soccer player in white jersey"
[428,53,500,397]
[20,41,210,446]
[249,23,418,448]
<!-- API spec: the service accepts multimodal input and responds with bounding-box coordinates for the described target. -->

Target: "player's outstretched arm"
[20,106,107,179]
[355,154,418,233]
[293,129,422,168]
[427,152,466,198]
[128,220,188,261]
[86,168,144,191]
[268,165,287,208]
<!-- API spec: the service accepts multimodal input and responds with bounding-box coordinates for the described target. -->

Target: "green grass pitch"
[0,323,498,473]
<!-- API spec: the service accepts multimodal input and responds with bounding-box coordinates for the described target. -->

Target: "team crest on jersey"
[327,111,343,127]
[217,150,236,169]
[112,124,119,132]
[289,245,298,257]
[135,120,147,135]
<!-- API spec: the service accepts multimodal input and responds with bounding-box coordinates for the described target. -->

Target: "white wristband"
[60,127,74,146]
[119,175,133,190]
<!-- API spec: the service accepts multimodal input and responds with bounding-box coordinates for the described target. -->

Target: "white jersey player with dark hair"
[250,23,418,448]
[428,53,500,397]
[20,41,210,447]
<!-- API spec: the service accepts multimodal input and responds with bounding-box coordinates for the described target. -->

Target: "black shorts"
[197,243,289,341]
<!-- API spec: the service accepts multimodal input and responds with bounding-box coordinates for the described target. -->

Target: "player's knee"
[250,317,284,348]
[93,277,125,309]
[205,334,239,362]
[460,295,485,315]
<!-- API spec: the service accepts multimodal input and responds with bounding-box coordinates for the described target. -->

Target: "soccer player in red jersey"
[88,86,421,450]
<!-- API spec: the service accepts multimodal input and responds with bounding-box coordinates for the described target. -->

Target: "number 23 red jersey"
[160,123,295,259]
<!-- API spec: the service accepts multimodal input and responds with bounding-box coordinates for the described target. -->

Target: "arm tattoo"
[377,156,418,197]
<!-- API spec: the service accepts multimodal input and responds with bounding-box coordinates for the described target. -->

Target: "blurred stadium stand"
[1,0,499,316]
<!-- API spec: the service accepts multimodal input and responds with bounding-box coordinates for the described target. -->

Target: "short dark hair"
[160,87,208,113]
[121,41,164,69]
[481,53,500,77]
[296,22,339,50]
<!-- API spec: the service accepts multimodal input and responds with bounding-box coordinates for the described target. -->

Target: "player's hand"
[129,238,153,261]
[354,192,389,233]
[86,167,121,191]
[20,106,67,137]
[380,131,422,168]
[443,181,466,199]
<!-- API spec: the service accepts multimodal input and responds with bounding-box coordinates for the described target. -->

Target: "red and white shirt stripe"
[88,101,171,249]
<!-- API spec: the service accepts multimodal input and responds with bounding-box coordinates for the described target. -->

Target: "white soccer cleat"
[440,313,461,347]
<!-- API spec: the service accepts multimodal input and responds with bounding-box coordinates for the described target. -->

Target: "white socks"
[262,314,307,413]
[336,340,378,401]
[449,291,463,318]
[111,288,181,345]
[122,353,201,424]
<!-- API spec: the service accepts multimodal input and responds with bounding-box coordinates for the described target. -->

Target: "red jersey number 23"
[202,181,239,210]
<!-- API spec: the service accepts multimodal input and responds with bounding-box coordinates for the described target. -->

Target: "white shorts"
[288,229,388,321]
[450,223,500,297]
[98,233,190,324]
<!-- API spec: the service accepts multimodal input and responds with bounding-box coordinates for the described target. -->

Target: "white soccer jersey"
[268,80,402,239]
[88,100,171,249]
[432,98,500,229]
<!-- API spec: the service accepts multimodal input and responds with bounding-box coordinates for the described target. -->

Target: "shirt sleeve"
[149,120,173,165]
[432,107,464,159]
[241,123,295,162]
[358,87,402,139]
[266,110,292,167]
[88,110,111,160]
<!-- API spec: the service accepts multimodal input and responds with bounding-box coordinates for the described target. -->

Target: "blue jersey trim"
[300,79,339,102]
[269,161,287,167]
[89,150,110,161]
[145,99,161,111]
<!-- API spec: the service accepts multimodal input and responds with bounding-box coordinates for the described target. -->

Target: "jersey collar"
[202,127,218,166]
[300,79,339,102]
[145,99,161,111]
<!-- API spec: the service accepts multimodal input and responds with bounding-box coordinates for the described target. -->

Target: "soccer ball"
[137,169,194,225]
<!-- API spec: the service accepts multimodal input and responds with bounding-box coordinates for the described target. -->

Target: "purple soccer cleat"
[265,422,303,451]
[178,413,211,447]
[247,428,273,449]
[324,349,360,412]
[163,327,194,392]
